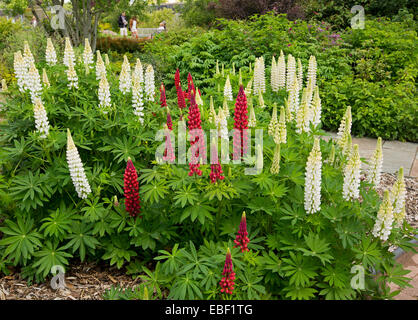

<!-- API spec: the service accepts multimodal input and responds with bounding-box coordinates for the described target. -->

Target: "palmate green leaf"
[321,266,350,289]
[32,241,73,278]
[168,272,203,300]
[63,222,100,261]
[239,270,266,300]
[167,167,193,190]
[261,251,283,275]
[97,135,141,163]
[155,244,184,275]
[381,262,412,289]
[81,198,107,222]
[284,286,318,300]
[282,252,318,287]
[141,181,169,204]
[0,217,43,265]
[251,172,274,191]
[298,233,334,265]
[352,236,382,269]
[40,208,75,240]
[317,284,356,300]
[247,196,276,215]
[204,182,238,201]
[179,201,214,224]
[139,167,164,184]
[174,185,199,207]
[139,263,166,299]
[102,235,137,269]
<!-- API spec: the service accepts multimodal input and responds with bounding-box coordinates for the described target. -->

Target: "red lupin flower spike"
[233,211,250,252]
[163,125,175,163]
[160,83,167,108]
[233,85,249,159]
[124,158,141,217]
[186,72,195,100]
[174,69,181,89]
[176,85,186,109]
[220,248,236,295]
[166,108,173,131]
[187,92,204,176]
[209,138,225,183]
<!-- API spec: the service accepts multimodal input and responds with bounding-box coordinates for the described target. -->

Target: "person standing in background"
[31,16,37,27]
[118,12,128,36]
[130,16,138,38]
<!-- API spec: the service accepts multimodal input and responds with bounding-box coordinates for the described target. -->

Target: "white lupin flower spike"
[144,64,155,101]
[372,190,394,241]
[342,144,361,201]
[63,37,75,67]
[33,98,50,139]
[391,167,406,228]
[119,55,132,94]
[224,75,233,101]
[45,38,57,66]
[132,72,144,123]
[98,73,111,113]
[368,137,383,188]
[304,138,322,214]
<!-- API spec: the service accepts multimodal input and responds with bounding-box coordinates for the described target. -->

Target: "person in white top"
[130,16,138,38]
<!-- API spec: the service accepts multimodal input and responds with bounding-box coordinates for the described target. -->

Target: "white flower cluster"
[63,37,75,67]
[296,91,311,134]
[253,56,265,95]
[83,38,94,69]
[342,144,361,201]
[372,190,393,241]
[33,98,50,139]
[14,51,27,92]
[96,51,106,80]
[368,137,383,188]
[27,61,42,104]
[391,167,406,227]
[45,38,57,66]
[288,77,299,114]
[268,105,278,137]
[337,106,352,155]
[286,54,296,92]
[133,58,144,84]
[304,138,322,214]
[66,62,78,89]
[277,50,286,90]
[217,108,228,141]
[119,55,131,94]
[310,86,321,127]
[273,106,287,144]
[307,55,317,89]
[270,56,279,92]
[224,75,233,101]
[23,41,35,69]
[1,79,7,92]
[297,58,303,91]
[66,129,92,199]
[98,74,111,113]
[132,73,144,124]
[144,64,155,101]
[42,68,50,88]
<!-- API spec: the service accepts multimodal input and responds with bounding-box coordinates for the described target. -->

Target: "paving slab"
[382,140,417,176]
[410,151,418,177]
[390,250,418,300]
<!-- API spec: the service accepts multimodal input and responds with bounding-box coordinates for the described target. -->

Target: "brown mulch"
[0,262,140,300]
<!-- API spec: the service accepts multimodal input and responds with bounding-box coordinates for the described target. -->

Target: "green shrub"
[96,36,150,53]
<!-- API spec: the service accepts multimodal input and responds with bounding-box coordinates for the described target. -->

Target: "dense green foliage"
[0,39,416,300]
[144,13,417,141]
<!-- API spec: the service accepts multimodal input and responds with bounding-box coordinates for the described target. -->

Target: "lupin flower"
[270,143,281,174]
[253,57,265,95]
[288,77,300,115]
[258,89,264,108]
[163,125,175,163]
[223,96,230,118]
[176,85,186,109]
[232,62,236,75]
[174,68,181,89]
[160,83,167,108]
[14,51,26,92]
[132,72,144,123]
[1,79,7,92]
[166,108,173,130]
[98,73,111,113]
[297,58,303,91]
[96,51,106,80]
[248,99,256,127]
[270,56,279,92]
[286,54,296,92]
[215,60,220,75]
[27,61,42,104]
[209,138,225,183]
[66,61,78,89]
[284,97,293,122]
[134,58,144,84]
[224,75,233,101]
[238,68,243,86]
[208,96,217,124]
[233,85,249,158]
[33,98,50,139]
[296,91,310,134]
[187,93,204,176]
[268,105,278,136]
[307,55,317,89]
[23,41,35,69]
[104,54,110,66]
[372,190,394,241]
[273,106,287,144]
[66,129,91,199]
[63,37,75,67]
[144,64,155,101]
[337,106,352,154]
[277,50,286,89]
[83,38,94,70]
[119,55,131,94]
[368,137,383,188]
[124,158,141,217]
[304,138,322,214]
[217,108,228,141]
[186,72,195,99]
[42,68,50,88]
[195,88,204,106]
[342,144,361,201]
[219,248,236,295]
[310,86,321,127]
[45,38,57,66]
[244,78,253,96]
[391,167,406,227]
[234,212,250,252]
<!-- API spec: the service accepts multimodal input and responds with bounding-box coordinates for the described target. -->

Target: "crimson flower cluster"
[233,212,250,252]
[185,72,195,100]
[174,69,186,110]
[220,249,235,295]
[159,83,167,108]
[174,69,181,89]
[124,158,141,217]
[166,110,173,130]
[163,110,175,162]
[187,92,204,176]
[209,143,225,183]
[233,85,249,158]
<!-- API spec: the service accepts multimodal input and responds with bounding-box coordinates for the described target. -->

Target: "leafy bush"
[0,38,416,299]
[96,36,149,53]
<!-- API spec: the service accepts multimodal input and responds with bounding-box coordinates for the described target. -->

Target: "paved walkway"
[323,132,418,177]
